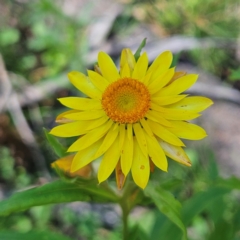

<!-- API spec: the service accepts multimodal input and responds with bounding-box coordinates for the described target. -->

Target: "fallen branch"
[0,36,239,112]
[0,54,51,180]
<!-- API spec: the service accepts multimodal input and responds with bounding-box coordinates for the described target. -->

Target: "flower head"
[50,48,213,189]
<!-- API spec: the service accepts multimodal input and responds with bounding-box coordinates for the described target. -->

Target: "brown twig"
[188,82,240,104]
[0,54,51,180]
[0,36,239,111]
[0,55,12,112]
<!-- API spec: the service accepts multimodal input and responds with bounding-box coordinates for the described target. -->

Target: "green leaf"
[128,224,150,240]
[0,28,20,46]
[232,208,240,236]
[217,176,240,190]
[144,185,187,240]
[206,197,225,222]
[0,230,72,240]
[150,211,168,239]
[204,149,219,181]
[0,179,118,217]
[182,187,230,226]
[229,68,240,82]
[134,38,147,61]
[208,219,234,240]
[171,52,181,68]
[150,187,230,240]
[44,128,67,157]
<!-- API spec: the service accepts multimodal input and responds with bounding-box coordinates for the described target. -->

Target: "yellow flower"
[50,49,213,189]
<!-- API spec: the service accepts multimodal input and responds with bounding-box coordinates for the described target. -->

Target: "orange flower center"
[102,78,150,124]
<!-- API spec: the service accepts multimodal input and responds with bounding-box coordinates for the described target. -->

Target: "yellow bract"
[50,48,213,189]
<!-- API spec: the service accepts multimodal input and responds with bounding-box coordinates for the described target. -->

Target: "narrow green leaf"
[232,208,240,235]
[217,176,240,190]
[150,211,167,239]
[0,230,72,240]
[44,128,67,157]
[0,179,118,216]
[128,225,150,240]
[206,197,225,222]
[144,185,187,240]
[150,187,230,240]
[182,187,230,225]
[170,52,181,68]
[134,38,147,61]
[205,150,219,181]
[208,219,234,240]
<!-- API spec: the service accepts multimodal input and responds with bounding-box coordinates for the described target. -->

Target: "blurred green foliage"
[1,144,240,239]
[1,0,240,239]
[0,146,32,189]
[129,0,240,79]
[229,68,240,82]
[0,0,88,80]
[144,0,239,37]
[130,148,240,240]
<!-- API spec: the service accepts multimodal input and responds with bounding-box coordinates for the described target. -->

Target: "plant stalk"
[119,181,139,240]
[121,201,129,240]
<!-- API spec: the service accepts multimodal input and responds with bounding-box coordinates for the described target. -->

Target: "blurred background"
[0,0,240,239]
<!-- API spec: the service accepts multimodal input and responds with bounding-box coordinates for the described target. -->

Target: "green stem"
[119,181,139,240]
[121,200,129,240]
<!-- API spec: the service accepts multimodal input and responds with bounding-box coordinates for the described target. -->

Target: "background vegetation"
[0,0,240,239]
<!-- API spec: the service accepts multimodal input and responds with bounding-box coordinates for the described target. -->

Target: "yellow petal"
[132,52,148,80]
[52,154,92,177]
[159,140,191,167]
[120,48,136,74]
[94,64,102,75]
[169,71,187,84]
[131,137,150,189]
[58,97,101,110]
[94,124,119,158]
[167,96,213,112]
[133,123,148,157]
[56,110,78,123]
[115,161,126,190]
[71,139,103,172]
[156,74,198,96]
[148,68,175,94]
[148,119,185,146]
[85,116,109,131]
[98,137,120,183]
[151,95,188,106]
[52,154,74,172]
[98,51,120,82]
[64,109,105,121]
[150,105,201,120]
[68,71,101,99]
[141,71,152,85]
[68,120,113,152]
[120,63,131,78]
[50,121,88,137]
[127,123,133,139]
[144,133,168,171]
[140,118,154,137]
[51,116,109,137]
[146,110,172,127]
[121,129,133,176]
[88,70,109,92]
[168,121,207,140]
[147,51,173,76]
[119,124,126,152]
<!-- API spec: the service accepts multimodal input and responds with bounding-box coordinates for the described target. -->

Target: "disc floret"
[102,78,150,124]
